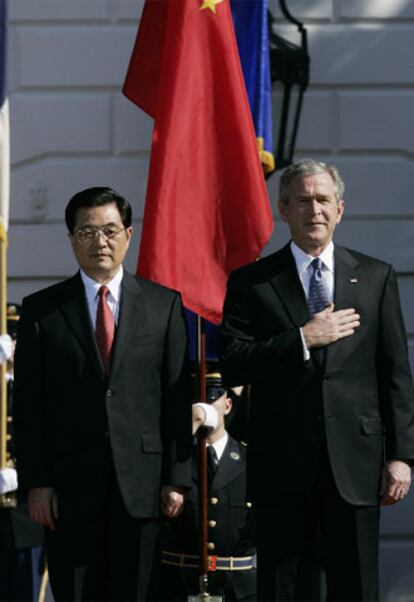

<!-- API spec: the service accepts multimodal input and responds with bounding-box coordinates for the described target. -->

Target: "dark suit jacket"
[221,244,414,507]
[13,271,192,521]
[161,436,255,599]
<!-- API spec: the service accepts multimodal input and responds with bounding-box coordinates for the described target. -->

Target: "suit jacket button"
[210,497,219,505]
[106,389,112,398]
[208,542,215,551]
[209,520,217,528]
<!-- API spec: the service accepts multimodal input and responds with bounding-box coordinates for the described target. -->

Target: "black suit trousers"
[256,450,380,602]
[46,452,161,602]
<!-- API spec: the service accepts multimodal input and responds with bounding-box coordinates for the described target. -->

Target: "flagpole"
[195,314,210,596]
[0,0,8,479]
[0,224,6,467]
[0,0,13,500]
[0,224,13,508]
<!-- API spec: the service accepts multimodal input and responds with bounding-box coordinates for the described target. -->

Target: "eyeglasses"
[72,226,126,244]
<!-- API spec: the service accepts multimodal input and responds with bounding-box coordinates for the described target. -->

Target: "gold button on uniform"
[207,542,215,551]
[208,520,217,528]
[210,497,219,505]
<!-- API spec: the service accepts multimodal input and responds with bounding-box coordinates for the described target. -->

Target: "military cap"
[7,303,21,340]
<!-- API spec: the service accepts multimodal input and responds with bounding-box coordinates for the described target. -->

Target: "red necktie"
[95,285,115,373]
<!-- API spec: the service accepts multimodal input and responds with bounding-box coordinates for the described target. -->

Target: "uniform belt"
[161,550,254,572]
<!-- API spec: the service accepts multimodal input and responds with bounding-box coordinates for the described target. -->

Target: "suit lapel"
[109,272,143,380]
[59,273,105,380]
[191,437,245,489]
[211,438,245,490]
[326,245,360,366]
[268,244,310,327]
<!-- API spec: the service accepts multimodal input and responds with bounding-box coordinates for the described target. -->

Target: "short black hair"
[65,187,132,233]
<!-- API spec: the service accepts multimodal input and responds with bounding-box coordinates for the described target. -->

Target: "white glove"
[192,403,218,429]
[0,467,18,494]
[0,334,13,363]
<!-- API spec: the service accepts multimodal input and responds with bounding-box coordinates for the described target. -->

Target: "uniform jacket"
[0,504,44,550]
[162,436,255,599]
[0,381,44,550]
[221,244,414,506]
[14,271,192,520]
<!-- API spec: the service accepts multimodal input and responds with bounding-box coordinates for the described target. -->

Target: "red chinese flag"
[123,0,273,324]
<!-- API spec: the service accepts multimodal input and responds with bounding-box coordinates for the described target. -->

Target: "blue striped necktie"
[307,257,330,314]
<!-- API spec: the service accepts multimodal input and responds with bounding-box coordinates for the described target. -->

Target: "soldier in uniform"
[160,371,256,601]
[0,304,44,602]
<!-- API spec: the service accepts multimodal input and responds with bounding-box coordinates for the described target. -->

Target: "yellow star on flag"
[199,0,224,14]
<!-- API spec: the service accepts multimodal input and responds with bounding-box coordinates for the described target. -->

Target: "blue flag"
[185,309,220,362]
[0,0,7,107]
[0,0,10,235]
[231,0,274,174]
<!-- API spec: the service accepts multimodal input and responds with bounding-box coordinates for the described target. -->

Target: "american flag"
[0,0,9,237]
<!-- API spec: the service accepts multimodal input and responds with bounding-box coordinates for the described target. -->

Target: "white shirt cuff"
[192,403,218,429]
[0,335,13,363]
[0,467,18,494]
[300,327,310,361]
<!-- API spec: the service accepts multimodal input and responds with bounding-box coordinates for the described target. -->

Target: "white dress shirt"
[80,267,123,328]
[290,240,335,303]
[290,241,335,359]
[208,431,229,461]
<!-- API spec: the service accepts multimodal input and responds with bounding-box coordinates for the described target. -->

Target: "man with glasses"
[14,187,192,601]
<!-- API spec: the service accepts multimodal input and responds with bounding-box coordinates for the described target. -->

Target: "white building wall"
[8,0,150,300]
[7,1,414,598]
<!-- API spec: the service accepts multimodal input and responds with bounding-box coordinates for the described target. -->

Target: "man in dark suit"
[160,371,256,601]
[14,187,192,601]
[220,159,414,601]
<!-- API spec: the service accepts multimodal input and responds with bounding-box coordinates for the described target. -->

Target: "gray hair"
[279,159,345,204]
